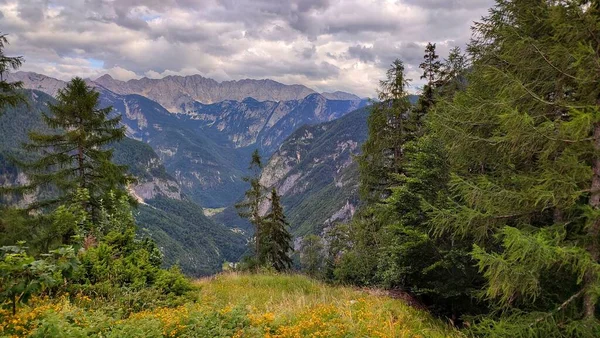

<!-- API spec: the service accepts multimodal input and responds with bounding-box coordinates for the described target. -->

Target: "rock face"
[7,72,68,96]
[258,108,370,236]
[215,106,370,237]
[94,74,318,111]
[321,91,362,100]
[186,94,369,153]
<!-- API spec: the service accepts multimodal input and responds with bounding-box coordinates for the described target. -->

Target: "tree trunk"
[77,144,85,188]
[584,122,600,319]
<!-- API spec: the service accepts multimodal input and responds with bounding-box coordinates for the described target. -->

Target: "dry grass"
[195,272,462,337]
[1,273,462,337]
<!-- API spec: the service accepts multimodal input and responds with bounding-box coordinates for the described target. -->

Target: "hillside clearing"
[1,273,460,337]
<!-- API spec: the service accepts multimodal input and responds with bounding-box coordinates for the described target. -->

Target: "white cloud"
[1,0,495,97]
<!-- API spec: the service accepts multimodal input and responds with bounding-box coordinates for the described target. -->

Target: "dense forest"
[2,1,600,337]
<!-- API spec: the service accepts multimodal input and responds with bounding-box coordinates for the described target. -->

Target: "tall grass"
[1,273,461,337]
[196,272,461,337]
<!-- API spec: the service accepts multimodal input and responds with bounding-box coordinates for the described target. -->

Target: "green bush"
[154,266,193,296]
[0,244,77,315]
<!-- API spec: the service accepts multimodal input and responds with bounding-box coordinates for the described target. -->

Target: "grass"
[203,207,226,217]
[0,273,461,337]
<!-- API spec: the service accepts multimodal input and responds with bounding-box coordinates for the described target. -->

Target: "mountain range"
[8,71,369,207]
[2,71,378,275]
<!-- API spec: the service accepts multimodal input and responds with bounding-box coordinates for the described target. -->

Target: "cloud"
[0,0,495,97]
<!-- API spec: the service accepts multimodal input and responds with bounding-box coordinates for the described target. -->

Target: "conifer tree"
[430,0,600,335]
[335,60,414,285]
[373,43,483,318]
[18,77,128,225]
[236,149,267,259]
[418,43,442,112]
[260,188,293,271]
[0,33,25,113]
[358,59,413,203]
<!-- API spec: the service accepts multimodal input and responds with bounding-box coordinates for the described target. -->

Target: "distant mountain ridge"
[7,71,363,112]
[9,71,370,207]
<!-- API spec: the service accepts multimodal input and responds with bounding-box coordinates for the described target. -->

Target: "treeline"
[0,34,192,318]
[300,1,600,336]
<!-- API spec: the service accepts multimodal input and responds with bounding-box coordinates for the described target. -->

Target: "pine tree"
[0,33,25,113]
[418,43,442,112]
[358,59,413,204]
[260,188,293,271]
[236,149,267,260]
[371,44,484,319]
[439,47,469,96]
[430,0,600,335]
[334,59,415,286]
[18,77,128,227]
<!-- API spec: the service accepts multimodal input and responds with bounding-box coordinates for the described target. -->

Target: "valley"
[2,72,373,275]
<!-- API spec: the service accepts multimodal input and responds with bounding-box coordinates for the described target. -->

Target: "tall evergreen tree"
[334,60,414,286]
[371,43,484,319]
[0,33,25,113]
[358,59,413,204]
[430,0,600,335]
[418,43,442,112]
[236,149,267,258]
[18,78,128,227]
[260,188,293,271]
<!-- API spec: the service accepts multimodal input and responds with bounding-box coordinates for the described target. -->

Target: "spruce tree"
[260,188,293,271]
[0,33,25,113]
[236,149,267,260]
[358,59,413,203]
[430,0,600,335]
[19,77,128,227]
[373,44,484,319]
[418,43,442,113]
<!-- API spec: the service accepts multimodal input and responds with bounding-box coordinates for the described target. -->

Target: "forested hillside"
[0,90,245,276]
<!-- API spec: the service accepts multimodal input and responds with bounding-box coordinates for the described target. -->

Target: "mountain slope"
[214,106,370,238]
[97,89,251,207]
[0,90,245,276]
[185,94,369,153]
[94,74,317,111]
[10,72,369,207]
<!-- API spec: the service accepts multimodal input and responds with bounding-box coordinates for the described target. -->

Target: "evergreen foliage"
[424,0,600,335]
[236,149,267,258]
[259,188,293,271]
[417,43,442,117]
[299,234,325,278]
[17,78,129,223]
[0,33,25,113]
[358,59,413,204]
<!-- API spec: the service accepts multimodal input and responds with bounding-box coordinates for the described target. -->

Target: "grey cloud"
[346,41,422,67]
[4,0,494,97]
[347,45,375,63]
[17,0,47,22]
[300,45,316,59]
[402,0,493,10]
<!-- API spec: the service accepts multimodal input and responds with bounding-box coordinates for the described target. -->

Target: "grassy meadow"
[0,273,460,338]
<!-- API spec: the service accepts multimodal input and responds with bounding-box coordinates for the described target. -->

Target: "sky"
[0,0,494,97]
